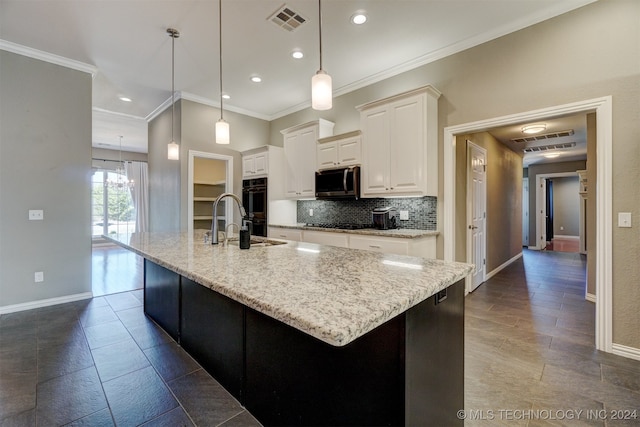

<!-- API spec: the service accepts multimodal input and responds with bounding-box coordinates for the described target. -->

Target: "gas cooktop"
[305,223,373,230]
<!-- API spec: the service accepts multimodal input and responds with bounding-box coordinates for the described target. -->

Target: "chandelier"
[106,136,134,190]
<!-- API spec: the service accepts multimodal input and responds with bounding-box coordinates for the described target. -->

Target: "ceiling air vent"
[511,129,575,143]
[268,4,307,32]
[523,142,576,153]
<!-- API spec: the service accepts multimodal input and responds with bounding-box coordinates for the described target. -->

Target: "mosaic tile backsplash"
[297,196,437,230]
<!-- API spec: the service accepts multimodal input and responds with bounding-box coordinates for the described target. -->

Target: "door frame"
[466,141,487,293]
[187,150,234,233]
[443,96,612,353]
[534,172,578,250]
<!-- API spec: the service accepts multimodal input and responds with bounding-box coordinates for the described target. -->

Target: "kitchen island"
[108,230,472,426]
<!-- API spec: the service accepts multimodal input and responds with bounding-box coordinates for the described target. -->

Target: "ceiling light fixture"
[119,96,132,102]
[215,0,229,145]
[522,124,546,134]
[543,153,560,159]
[351,12,367,25]
[291,49,304,59]
[250,75,262,83]
[311,0,332,110]
[222,93,230,100]
[107,136,134,189]
[167,28,180,160]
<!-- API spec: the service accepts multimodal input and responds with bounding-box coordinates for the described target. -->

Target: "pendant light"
[215,0,230,144]
[311,0,332,110]
[167,28,180,160]
[107,136,134,189]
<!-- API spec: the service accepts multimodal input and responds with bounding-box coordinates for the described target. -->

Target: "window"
[91,169,136,238]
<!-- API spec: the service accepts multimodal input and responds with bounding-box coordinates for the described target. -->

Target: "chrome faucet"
[211,193,247,245]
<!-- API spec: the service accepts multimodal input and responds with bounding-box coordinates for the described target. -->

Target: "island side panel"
[144,259,180,342]
[244,307,405,426]
[405,279,465,426]
[180,277,245,401]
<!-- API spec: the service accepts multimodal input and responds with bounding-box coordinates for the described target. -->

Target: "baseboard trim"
[585,292,596,303]
[486,252,523,281]
[0,292,93,315]
[611,343,640,362]
[528,245,541,250]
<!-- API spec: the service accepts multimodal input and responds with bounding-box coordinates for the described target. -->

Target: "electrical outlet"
[309,208,313,216]
[29,210,44,220]
[399,210,409,220]
[34,271,44,283]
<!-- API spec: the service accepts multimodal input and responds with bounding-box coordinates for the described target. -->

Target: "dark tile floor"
[464,249,640,426]
[0,290,261,426]
[2,248,639,426]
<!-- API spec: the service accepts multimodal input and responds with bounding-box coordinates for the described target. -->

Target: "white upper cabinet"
[357,85,441,197]
[242,148,268,178]
[281,119,334,199]
[316,131,362,170]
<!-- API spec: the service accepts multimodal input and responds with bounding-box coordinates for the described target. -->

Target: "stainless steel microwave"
[315,166,360,200]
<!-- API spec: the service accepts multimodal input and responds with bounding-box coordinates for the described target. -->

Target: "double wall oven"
[242,178,267,237]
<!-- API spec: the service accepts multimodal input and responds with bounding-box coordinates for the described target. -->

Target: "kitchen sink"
[226,237,287,247]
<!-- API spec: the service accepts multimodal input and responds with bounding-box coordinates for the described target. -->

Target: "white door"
[468,142,486,292]
[539,177,547,248]
[522,178,529,246]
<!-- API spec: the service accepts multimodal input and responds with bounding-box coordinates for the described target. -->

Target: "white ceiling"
[0,0,595,154]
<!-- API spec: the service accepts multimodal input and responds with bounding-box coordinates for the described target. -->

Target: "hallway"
[464,249,639,426]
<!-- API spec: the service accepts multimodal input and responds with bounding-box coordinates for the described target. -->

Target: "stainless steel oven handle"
[343,168,348,192]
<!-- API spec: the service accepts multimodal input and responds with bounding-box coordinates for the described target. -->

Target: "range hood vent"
[512,129,574,143]
[268,5,307,32]
[523,142,576,153]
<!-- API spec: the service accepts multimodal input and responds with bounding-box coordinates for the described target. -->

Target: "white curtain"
[124,161,149,233]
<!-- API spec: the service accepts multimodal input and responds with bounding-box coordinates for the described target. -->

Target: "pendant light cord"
[171,32,175,141]
[219,0,224,120]
[318,0,323,71]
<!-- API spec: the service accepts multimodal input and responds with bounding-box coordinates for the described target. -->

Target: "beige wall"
[0,51,92,307]
[455,133,523,272]
[270,0,640,348]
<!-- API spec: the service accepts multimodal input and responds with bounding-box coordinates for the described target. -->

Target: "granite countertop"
[269,223,439,239]
[107,230,471,347]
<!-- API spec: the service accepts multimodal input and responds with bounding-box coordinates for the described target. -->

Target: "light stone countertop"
[107,230,471,347]
[269,223,439,239]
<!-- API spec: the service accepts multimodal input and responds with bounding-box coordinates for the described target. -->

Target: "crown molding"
[0,39,97,77]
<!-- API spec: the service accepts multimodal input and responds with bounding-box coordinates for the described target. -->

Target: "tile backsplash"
[297,196,437,230]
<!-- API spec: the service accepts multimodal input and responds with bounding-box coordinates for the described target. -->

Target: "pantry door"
[467,142,487,292]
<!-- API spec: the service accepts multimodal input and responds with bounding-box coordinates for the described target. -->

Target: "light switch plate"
[399,210,409,220]
[34,271,44,282]
[618,212,632,228]
[29,210,43,220]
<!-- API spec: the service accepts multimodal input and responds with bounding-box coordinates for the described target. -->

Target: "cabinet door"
[243,155,255,177]
[283,133,299,197]
[254,152,268,176]
[337,136,361,167]
[297,127,318,197]
[389,96,425,193]
[361,107,390,195]
[317,142,338,170]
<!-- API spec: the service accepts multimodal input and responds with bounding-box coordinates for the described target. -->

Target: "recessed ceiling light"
[522,124,546,134]
[119,96,132,102]
[222,93,230,100]
[250,75,262,83]
[543,153,560,158]
[351,12,367,25]
[291,50,304,59]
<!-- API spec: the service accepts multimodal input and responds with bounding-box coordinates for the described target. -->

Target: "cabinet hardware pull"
[369,245,381,248]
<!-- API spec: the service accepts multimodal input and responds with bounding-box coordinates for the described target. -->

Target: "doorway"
[443,96,613,353]
[187,150,234,233]
[536,173,581,253]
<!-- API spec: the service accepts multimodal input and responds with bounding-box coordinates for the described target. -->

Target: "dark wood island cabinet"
[114,231,471,426]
